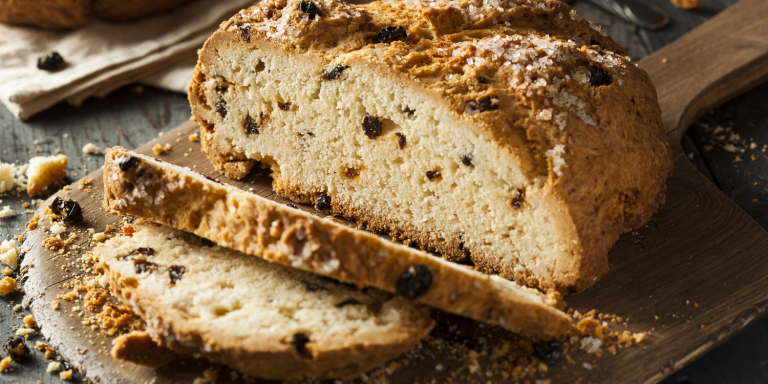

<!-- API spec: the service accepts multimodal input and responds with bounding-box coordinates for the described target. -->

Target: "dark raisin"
[292,333,312,358]
[336,299,363,308]
[301,281,322,292]
[287,203,298,209]
[362,114,382,139]
[344,168,360,179]
[590,39,602,48]
[168,265,186,284]
[478,76,488,84]
[476,96,499,112]
[403,107,415,116]
[314,192,332,211]
[377,26,407,44]
[395,132,406,150]
[299,1,320,19]
[396,265,432,300]
[244,114,260,135]
[589,68,612,87]
[215,96,227,118]
[50,197,83,223]
[37,51,63,71]
[203,175,223,185]
[238,25,251,42]
[118,156,140,172]
[134,260,158,274]
[278,102,291,111]
[201,238,215,247]
[323,65,348,80]
[458,241,472,258]
[511,189,524,209]
[461,155,473,166]
[426,171,441,181]
[129,247,155,257]
[215,84,228,94]
[3,337,30,362]
[532,339,563,366]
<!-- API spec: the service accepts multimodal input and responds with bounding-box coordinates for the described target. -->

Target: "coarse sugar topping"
[545,144,567,177]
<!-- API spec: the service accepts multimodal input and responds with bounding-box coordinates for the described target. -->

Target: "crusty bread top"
[198,0,674,293]
[99,220,434,379]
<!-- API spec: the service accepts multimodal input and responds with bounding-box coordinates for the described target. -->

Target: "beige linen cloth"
[0,0,254,120]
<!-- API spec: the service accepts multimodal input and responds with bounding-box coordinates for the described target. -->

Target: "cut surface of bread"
[103,146,573,337]
[188,0,673,294]
[98,220,434,380]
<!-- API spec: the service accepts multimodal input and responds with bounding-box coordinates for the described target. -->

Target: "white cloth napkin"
[0,0,255,120]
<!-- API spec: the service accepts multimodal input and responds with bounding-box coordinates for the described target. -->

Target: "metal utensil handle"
[588,0,670,29]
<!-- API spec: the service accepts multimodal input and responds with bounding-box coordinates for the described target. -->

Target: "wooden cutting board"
[19,0,768,383]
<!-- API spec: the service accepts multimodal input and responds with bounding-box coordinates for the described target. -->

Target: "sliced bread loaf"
[98,220,434,380]
[103,146,573,337]
[188,0,673,294]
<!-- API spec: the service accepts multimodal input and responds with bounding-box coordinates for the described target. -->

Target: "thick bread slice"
[188,0,673,294]
[103,146,573,337]
[98,220,434,380]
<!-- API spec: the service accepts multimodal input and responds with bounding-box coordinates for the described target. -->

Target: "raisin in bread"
[188,0,674,294]
[0,0,192,29]
[103,146,573,337]
[98,220,434,379]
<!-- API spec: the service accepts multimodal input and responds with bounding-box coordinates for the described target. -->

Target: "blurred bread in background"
[0,0,194,29]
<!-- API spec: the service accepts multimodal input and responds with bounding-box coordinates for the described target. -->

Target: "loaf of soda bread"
[188,0,674,294]
[99,220,434,379]
[103,146,573,337]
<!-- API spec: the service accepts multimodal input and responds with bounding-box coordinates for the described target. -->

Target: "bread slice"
[98,220,434,380]
[103,146,573,337]
[188,0,673,294]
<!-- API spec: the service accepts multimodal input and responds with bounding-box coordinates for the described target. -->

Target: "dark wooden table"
[1,0,766,382]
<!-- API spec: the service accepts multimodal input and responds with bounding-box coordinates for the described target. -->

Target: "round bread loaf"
[188,0,674,294]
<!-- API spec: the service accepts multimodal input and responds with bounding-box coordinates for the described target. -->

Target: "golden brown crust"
[103,146,573,337]
[110,331,178,369]
[190,0,673,294]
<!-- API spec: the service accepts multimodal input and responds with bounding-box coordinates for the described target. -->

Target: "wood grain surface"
[2,0,768,383]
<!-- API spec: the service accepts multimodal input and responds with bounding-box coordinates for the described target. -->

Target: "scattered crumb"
[46,361,61,372]
[59,369,73,380]
[189,134,198,142]
[52,300,60,310]
[0,356,12,372]
[0,276,17,294]
[26,154,68,197]
[0,240,19,268]
[0,206,13,218]
[93,233,107,242]
[24,314,37,328]
[164,143,172,151]
[82,143,101,155]
[153,144,163,154]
